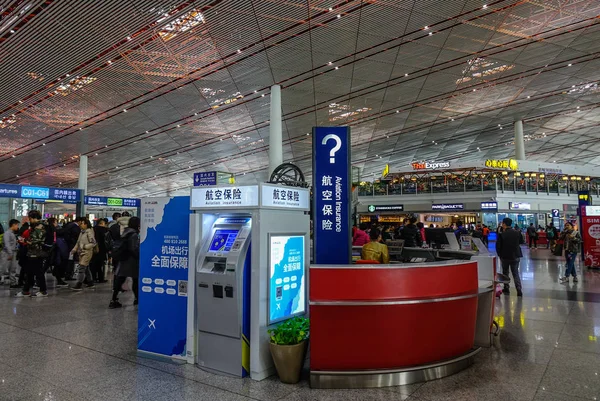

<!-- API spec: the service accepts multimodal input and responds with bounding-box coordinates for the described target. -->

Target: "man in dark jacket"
[91,219,109,283]
[400,217,423,248]
[527,223,538,249]
[58,218,81,280]
[496,217,525,296]
[109,217,140,309]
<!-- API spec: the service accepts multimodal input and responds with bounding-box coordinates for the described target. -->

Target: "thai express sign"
[485,159,518,170]
[411,161,450,170]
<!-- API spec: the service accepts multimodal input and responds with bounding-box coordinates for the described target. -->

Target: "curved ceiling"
[2,0,600,198]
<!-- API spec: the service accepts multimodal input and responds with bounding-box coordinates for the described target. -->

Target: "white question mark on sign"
[322,134,342,164]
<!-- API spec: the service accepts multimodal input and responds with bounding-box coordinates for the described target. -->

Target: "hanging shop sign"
[313,126,352,264]
[190,186,258,209]
[411,161,451,170]
[509,202,531,210]
[484,159,519,170]
[480,202,498,210]
[551,209,560,218]
[432,203,464,211]
[367,204,404,213]
[578,191,593,207]
[382,164,390,178]
[0,183,81,202]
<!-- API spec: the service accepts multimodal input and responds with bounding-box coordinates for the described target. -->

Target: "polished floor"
[1,248,600,401]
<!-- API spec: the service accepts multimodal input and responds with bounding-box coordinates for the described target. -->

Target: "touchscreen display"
[209,229,240,252]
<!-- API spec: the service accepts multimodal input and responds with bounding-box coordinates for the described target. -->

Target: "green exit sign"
[107,198,123,206]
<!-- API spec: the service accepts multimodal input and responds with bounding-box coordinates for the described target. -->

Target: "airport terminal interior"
[3,0,600,400]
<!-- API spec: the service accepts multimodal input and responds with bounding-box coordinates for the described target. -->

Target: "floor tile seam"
[533,346,558,400]
[10,364,84,400]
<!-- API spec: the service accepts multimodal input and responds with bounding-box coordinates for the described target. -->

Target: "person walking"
[91,219,109,283]
[496,217,525,297]
[482,225,490,247]
[546,223,557,251]
[109,217,140,309]
[16,210,49,298]
[1,219,20,288]
[560,222,582,283]
[70,219,97,291]
[527,223,538,249]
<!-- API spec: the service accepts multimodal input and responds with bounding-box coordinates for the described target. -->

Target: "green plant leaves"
[267,316,309,345]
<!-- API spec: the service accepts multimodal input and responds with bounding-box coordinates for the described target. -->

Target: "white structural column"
[77,155,88,216]
[268,84,283,177]
[514,120,525,160]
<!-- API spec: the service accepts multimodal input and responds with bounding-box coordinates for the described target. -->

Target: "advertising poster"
[269,235,305,324]
[312,126,351,264]
[138,196,190,359]
[581,206,600,267]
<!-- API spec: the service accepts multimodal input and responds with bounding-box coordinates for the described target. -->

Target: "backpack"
[547,229,555,239]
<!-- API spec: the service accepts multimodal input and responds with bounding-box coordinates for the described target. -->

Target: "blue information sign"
[193,171,217,187]
[0,183,81,202]
[312,126,351,264]
[269,235,305,324]
[138,196,190,359]
[84,196,140,207]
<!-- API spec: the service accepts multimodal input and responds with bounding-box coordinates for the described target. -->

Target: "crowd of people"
[354,216,584,290]
[0,210,140,308]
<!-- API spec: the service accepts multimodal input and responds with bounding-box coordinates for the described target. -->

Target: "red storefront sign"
[580,206,600,268]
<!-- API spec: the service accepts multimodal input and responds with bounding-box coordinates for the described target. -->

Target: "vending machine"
[188,184,310,380]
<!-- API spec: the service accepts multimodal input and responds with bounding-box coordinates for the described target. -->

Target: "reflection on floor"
[1,248,600,400]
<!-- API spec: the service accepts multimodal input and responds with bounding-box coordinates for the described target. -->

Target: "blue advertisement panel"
[193,171,217,186]
[138,196,190,359]
[269,235,305,324]
[312,126,351,264]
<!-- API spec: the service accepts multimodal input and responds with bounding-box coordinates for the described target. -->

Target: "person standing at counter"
[352,223,370,247]
[361,229,390,264]
[400,217,422,248]
[496,218,524,297]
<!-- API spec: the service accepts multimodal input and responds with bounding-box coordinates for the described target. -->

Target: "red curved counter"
[309,260,479,376]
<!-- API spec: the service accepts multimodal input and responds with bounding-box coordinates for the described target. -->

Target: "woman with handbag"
[559,222,582,283]
[70,219,97,291]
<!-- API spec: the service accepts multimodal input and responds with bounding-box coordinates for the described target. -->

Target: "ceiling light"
[79,128,82,130]
[16,175,19,178]
[568,63,572,67]
[105,145,108,148]
[328,61,332,65]
[95,153,98,156]
[451,118,455,121]
[306,133,310,136]
[36,172,39,175]
[527,96,530,99]
[127,36,131,41]
[107,60,112,65]
[328,7,333,11]
[145,131,149,133]
[472,88,477,92]
[237,49,241,53]
[261,94,265,97]
[336,14,341,18]
[404,73,408,77]
[428,32,433,36]
[335,66,339,70]
[150,156,153,159]
[123,109,127,112]
[42,143,45,146]
[177,125,180,127]
[482,4,487,9]
[18,100,22,104]
[11,155,15,158]
[424,26,429,30]
[500,127,503,129]
[59,182,62,185]
[396,110,399,113]
[66,74,70,77]
[577,106,580,109]
[115,166,119,169]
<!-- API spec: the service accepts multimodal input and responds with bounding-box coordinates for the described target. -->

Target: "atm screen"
[209,229,240,252]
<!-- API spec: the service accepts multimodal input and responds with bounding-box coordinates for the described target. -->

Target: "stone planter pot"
[269,340,308,384]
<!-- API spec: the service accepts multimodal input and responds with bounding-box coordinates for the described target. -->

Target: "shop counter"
[309,260,480,389]
[527,231,548,246]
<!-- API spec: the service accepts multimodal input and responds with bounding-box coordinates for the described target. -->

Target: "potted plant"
[268,316,309,384]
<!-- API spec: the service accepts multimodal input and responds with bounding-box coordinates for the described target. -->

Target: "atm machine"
[188,183,310,380]
[195,216,252,377]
